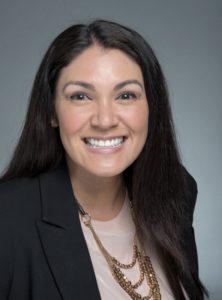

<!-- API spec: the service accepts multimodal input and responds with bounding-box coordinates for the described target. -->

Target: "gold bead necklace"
[79,202,161,300]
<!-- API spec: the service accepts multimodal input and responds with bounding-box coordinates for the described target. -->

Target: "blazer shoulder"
[181,165,198,224]
[182,166,198,195]
[0,176,39,198]
[0,176,41,225]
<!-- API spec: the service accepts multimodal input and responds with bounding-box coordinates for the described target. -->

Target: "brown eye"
[69,93,91,101]
[118,92,137,100]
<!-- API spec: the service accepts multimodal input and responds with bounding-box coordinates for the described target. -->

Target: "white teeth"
[85,137,124,148]
[105,140,110,147]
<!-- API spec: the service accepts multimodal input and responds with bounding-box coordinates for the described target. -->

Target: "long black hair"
[1,19,207,299]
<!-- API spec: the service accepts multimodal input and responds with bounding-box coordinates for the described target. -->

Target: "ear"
[51,118,58,127]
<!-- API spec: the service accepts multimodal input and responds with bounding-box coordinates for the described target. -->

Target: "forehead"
[57,45,144,87]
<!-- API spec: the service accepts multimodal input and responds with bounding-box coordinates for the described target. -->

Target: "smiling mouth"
[83,137,125,148]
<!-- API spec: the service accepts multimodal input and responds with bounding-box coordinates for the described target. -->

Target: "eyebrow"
[114,80,144,91]
[63,79,144,92]
[63,81,95,92]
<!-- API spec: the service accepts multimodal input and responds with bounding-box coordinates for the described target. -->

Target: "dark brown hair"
[1,19,207,299]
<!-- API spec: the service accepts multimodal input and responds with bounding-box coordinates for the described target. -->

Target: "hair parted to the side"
[1,19,207,299]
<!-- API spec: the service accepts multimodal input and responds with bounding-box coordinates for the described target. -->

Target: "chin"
[87,166,126,178]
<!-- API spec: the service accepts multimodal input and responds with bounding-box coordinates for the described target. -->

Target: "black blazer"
[0,163,199,299]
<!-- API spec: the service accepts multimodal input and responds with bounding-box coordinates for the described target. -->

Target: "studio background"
[0,0,221,299]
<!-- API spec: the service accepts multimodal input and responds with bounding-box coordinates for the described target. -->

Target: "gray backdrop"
[0,0,221,299]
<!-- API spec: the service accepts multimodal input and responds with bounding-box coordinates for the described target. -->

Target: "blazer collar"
[39,161,78,229]
[36,161,101,300]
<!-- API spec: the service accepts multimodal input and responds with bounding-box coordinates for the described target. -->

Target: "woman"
[0,20,207,299]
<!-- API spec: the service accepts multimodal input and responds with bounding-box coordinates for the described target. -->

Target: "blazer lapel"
[36,162,101,300]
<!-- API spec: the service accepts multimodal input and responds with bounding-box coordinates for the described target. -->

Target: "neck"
[68,166,126,221]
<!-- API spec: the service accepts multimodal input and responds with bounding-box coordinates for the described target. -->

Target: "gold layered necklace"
[79,198,161,300]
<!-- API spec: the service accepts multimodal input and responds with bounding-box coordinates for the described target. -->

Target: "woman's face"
[54,45,149,179]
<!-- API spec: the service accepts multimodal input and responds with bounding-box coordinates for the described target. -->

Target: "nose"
[90,100,119,130]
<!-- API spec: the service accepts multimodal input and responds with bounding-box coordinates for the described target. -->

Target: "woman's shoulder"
[0,175,39,201]
[181,165,198,195]
[0,175,41,226]
[0,175,36,190]
[180,165,198,224]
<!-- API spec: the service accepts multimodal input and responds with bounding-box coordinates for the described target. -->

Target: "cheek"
[56,108,86,136]
[125,104,149,135]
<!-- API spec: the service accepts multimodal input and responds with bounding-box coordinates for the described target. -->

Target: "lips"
[83,137,125,148]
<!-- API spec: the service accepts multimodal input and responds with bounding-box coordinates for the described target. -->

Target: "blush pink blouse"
[80,199,176,300]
